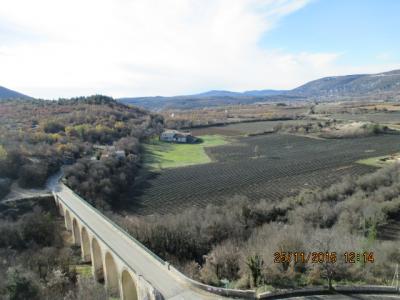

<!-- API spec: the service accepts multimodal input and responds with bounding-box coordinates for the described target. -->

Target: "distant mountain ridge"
[3,69,400,108]
[289,69,400,97]
[119,69,400,110]
[0,86,31,100]
[189,89,286,98]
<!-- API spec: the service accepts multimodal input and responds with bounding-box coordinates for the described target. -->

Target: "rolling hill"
[289,69,400,98]
[0,86,31,100]
[119,69,400,110]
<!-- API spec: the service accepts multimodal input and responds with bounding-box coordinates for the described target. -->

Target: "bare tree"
[308,228,360,289]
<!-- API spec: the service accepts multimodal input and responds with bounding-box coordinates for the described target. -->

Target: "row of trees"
[274,120,391,138]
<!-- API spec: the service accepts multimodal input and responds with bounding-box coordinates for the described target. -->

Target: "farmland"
[191,119,314,136]
[328,111,400,124]
[130,128,400,215]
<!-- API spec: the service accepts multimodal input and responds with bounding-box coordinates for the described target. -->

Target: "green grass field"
[144,135,230,169]
[357,153,400,167]
[74,264,92,278]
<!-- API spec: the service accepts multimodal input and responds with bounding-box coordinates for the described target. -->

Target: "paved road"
[290,294,400,299]
[55,184,225,300]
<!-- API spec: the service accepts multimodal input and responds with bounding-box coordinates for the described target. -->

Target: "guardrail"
[169,265,256,299]
[258,285,399,299]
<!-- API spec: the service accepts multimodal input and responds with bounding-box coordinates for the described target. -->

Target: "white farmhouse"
[160,130,197,143]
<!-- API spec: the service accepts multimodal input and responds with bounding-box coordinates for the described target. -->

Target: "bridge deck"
[56,184,226,299]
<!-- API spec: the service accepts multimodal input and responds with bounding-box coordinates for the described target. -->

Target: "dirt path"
[2,182,51,202]
[2,170,62,202]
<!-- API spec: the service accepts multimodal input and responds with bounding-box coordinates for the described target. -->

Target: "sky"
[1,0,400,99]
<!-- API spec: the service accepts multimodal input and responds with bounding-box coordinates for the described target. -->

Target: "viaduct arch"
[72,218,81,246]
[58,207,145,299]
[105,252,119,296]
[91,237,105,283]
[81,227,91,262]
[56,198,156,299]
[65,210,72,231]
[122,270,139,300]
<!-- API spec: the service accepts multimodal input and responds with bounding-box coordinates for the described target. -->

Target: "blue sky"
[0,0,399,98]
[261,0,400,67]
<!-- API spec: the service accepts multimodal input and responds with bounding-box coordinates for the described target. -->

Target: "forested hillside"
[0,96,163,208]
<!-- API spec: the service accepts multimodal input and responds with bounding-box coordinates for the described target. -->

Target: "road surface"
[55,183,227,300]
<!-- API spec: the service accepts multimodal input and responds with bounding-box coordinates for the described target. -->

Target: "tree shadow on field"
[123,167,162,214]
[144,149,164,166]
[145,149,181,171]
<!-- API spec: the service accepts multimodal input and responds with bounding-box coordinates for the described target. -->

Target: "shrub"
[43,121,65,134]
[18,163,48,188]
[20,211,57,247]
[0,178,11,199]
[5,268,40,300]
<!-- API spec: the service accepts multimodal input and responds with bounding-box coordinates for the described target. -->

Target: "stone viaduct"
[53,183,256,300]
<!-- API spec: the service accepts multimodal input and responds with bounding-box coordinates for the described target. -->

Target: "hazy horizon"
[1,0,400,99]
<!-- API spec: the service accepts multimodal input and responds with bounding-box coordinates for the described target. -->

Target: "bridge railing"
[59,182,166,265]
[169,265,256,299]
[257,285,399,299]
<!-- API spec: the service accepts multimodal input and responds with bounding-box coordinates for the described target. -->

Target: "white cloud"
[0,0,398,99]
[376,52,392,61]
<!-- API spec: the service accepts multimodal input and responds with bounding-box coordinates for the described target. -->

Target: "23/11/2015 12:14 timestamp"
[274,252,375,264]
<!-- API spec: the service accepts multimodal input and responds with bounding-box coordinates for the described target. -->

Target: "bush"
[0,222,23,248]
[5,268,40,300]
[64,277,107,300]
[43,121,65,134]
[200,240,241,283]
[0,150,24,179]
[18,163,48,188]
[0,178,12,198]
[20,211,57,247]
